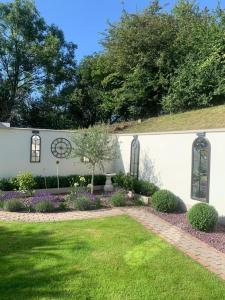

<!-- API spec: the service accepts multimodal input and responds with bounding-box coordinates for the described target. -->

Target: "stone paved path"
[126,207,225,281]
[0,208,125,222]
[1,207,225,281]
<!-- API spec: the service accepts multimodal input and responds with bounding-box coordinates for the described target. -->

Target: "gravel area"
[147,206,225,254]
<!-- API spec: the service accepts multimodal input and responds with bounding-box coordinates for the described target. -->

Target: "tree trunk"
[91,165,95,194]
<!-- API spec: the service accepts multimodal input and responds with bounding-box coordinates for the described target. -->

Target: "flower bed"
[147,206,225,254]
[0,191,65,212]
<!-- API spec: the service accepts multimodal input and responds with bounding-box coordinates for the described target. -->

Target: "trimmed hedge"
[0,178,14,191]
[0,174,106,191]
[151,190,178,212]
[187,203,218,232]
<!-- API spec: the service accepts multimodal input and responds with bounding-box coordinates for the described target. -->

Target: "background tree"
[77,0,225,123]
[0,0,77,126]
[1,0,225,128]
[162,1,225,112]
[71,126,118,194]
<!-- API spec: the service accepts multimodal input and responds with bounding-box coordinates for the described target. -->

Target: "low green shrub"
[113,172,135,190]
[15,172,35,195]
[187,203,218,232]
[151,190,178,212]
[133,179,158,196]
[66,192,101,211]
[132,197,145,206]
[58,201,68,211]
[3,199,25,212]
[74,196,92,211]
[0,178,14,191]
[72,195,100,211]
[35,200,54,213]
[113,172,158,196]
[109,190,126,207]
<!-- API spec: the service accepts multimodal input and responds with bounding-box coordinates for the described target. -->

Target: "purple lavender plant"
[0,191,24,201]
[26,191,65,209]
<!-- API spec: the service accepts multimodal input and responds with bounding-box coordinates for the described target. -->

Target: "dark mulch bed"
[146,206,225,254]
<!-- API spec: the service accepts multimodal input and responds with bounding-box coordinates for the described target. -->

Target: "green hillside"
[112,105,225,134]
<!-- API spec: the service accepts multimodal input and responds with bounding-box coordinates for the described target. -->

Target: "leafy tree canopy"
[0,0,77,126]
[1,0,225,128]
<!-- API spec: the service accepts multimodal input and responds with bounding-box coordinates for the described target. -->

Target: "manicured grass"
[0,216,225,299]
[111,104,225,133]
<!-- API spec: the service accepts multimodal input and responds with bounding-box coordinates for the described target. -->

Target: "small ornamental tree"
[71,126,118,194]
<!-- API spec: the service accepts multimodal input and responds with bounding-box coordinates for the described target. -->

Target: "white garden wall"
[1,125,225,217]
[115,129,225,217]
[0,127,113,178]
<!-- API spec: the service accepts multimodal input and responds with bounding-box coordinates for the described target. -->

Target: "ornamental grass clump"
[66,192,101,211]
[35,200,54,213]
[151,189,178,212]
[188,203,218,232]
[109,190,126,207]
[28,192,64,212]
[3,199,25,212]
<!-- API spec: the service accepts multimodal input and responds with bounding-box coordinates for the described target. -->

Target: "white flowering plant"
[79,176,86,187]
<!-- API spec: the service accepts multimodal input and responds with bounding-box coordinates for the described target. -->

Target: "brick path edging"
[1,207,225,281]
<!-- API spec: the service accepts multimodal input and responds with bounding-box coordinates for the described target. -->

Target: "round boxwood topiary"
[151,189,178,213]
[187,203,218,232]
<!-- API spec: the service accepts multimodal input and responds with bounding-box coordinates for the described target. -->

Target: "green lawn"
[111,104,225,133]
[0,216,225,300]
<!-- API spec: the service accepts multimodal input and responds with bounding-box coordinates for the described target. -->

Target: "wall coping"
[1,126,225,136]
[115,128,225,136]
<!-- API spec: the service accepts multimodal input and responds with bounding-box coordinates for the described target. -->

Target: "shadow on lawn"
[0,225,88,300]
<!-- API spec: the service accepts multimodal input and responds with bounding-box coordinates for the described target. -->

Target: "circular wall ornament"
[51,138,72,159]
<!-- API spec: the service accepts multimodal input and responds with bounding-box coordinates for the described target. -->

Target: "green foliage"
[3,199,25,212]
[113,172,135,190]
[151,190,178,213]
[0,0,76,127]
[71,126,118,193]
[1,0,225,128]
[187,203,218,232]
[35,200,54,213]
[0,178,14,191]
[68,195,101,211]
[109,190,126,207]
[15,172,35,195]
[133,197,145,206]
[58,201,68,211]
[69,54,112,126]
[74,1,225,124]
[113,172,158,196]
[0,174,106,191]
[133,179,159,196]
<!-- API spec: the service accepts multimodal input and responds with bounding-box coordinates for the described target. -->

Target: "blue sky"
[4,0,225,61]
